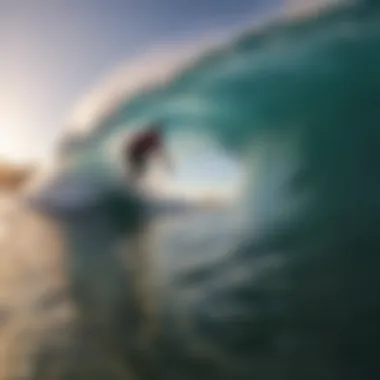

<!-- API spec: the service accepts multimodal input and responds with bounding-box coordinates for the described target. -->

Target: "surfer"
[125,122,171,180]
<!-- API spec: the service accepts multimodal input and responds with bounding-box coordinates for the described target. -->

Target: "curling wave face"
[5,0,380,379]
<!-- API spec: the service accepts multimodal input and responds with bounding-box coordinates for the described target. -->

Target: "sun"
[0,127,33,165]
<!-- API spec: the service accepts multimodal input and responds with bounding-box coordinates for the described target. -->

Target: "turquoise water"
[49,1,380,378]
[57,0,380,236]
[63,0,379,157]
[1,1,380,378]
[59,0,380,215]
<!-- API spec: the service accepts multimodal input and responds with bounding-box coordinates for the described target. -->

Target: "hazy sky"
[0,0,282,163]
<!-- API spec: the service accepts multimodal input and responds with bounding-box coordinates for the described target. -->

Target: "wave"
[56,0,380,226]
[21,1,380,378]
[62,0,372,152]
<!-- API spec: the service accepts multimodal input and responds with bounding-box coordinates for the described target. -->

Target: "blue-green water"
[63,0,379,157]
[58,0,380,241]
[26,0,380,378]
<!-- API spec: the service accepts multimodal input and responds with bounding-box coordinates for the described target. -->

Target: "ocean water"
[63,0,379,157]
[54,2,380,377]
[2,0,380,379]
[63,1,380,378]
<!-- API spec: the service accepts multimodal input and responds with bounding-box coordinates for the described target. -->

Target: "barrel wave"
[53,1,380,378]
[1,0,380,379]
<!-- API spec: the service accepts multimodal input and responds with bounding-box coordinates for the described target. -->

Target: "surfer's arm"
[157,147,174,172]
